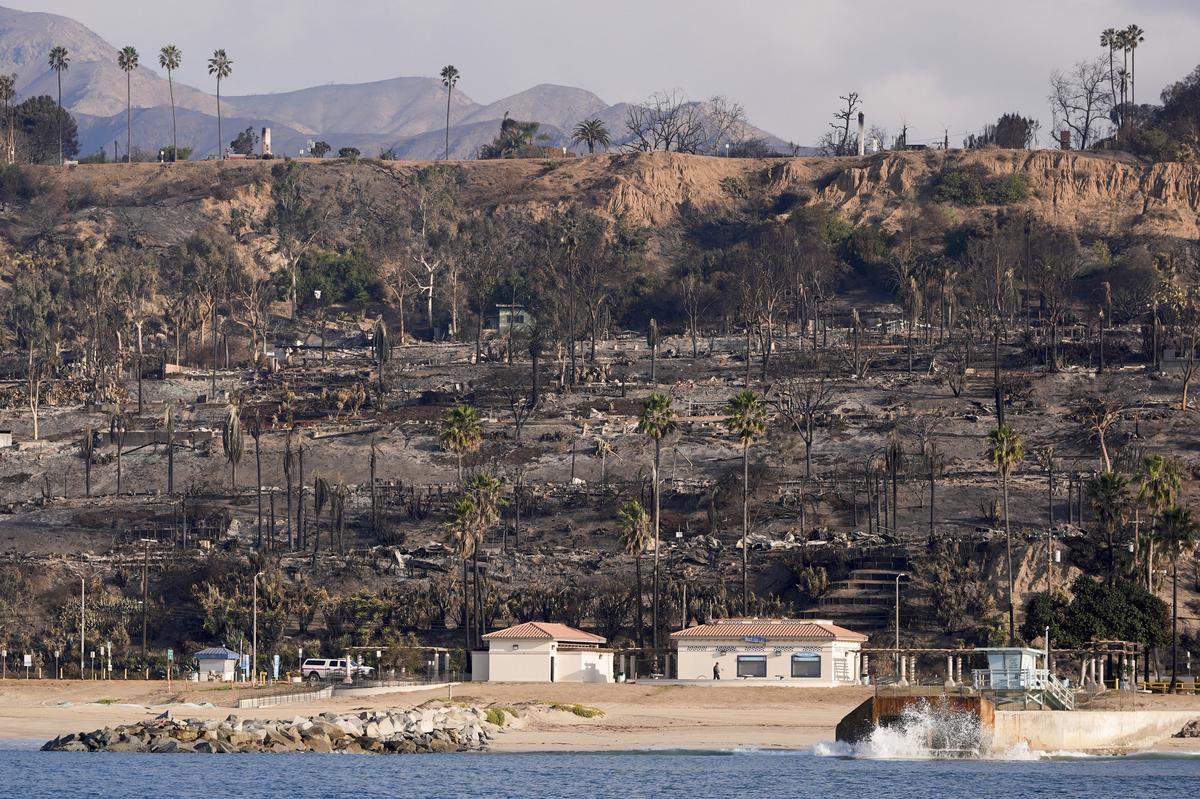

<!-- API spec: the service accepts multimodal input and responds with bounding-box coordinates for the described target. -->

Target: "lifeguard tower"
[971,647,1074,709]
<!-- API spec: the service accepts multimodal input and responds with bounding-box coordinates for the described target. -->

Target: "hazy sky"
[22,0,1200,146]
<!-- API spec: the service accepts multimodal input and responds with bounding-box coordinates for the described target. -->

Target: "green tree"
[1136,454,1182,586]
[158,45,182,161]
[439,64,459,160]
[572,118,611,154]
[338,146,360,159]
[230,126,257,156]
[48,46,69,164]
[13,96,78,164]
[116,46,138,162]
[310,140,330,158]
[637,392,676,654]
[1158,506,1197,692]
[1022,575,1167,652]
[986,423,1024,641]
[440,403,483,481]
[1087,471,1131,582]
[222,402,244,489]
[724,389,768,614]
[207,49,233,160]
[617,501,651,647]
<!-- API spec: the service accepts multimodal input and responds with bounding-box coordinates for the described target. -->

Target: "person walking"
[713,662,721,680]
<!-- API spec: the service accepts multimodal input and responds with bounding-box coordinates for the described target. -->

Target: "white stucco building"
[471,622,613,683]
[193,646,242,682]
[671,619,867,685]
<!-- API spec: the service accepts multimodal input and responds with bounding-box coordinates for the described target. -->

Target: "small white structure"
[671,619,867,685]
[194,646,241,682]
[472,622,612,683]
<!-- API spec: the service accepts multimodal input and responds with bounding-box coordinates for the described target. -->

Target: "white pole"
[252,572,262,685]
[80,577,85,675]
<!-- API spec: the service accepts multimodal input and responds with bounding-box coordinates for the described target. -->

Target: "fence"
[235,684,333,709]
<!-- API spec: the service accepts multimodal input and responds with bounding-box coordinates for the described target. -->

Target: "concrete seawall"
[993,710,1199,752]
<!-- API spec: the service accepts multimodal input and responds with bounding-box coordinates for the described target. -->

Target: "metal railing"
[971,668,1075,710]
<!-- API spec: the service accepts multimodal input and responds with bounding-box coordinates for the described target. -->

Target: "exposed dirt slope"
[7,149,1200,259]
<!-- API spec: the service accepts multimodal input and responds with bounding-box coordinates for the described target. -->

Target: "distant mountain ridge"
[0,5,800,159]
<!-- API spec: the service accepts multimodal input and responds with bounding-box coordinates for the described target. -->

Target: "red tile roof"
[670,619,867,642]
[483,622,606,644]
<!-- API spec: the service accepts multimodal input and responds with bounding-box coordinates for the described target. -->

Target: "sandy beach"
[3,679,1200,753]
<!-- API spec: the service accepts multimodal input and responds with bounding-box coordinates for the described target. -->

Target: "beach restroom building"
[193,646,242,682]
[671,619,867,685]
[471,622,613,683]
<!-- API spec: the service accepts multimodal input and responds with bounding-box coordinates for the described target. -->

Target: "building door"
[550,657,555,682]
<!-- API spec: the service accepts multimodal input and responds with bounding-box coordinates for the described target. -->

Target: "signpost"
[272,654,280,682]
[167,648,174,691]
[23,653,31,679]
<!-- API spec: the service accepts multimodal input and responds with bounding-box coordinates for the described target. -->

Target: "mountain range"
[0,6,796,160]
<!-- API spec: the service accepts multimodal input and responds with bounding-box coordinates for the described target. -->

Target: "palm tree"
[986,424,1024,641]
[447,495,479,657]
[439,65,459,160]
[158,45,182,161]
[637,392,676,654]
[617,501,652,648]
[1087,471,1131,583]
[1158,506,1198,693]
[0,74,15,164]
[222,402,243,489]
[117,47,138,162]
[48,46,70,165]
[1124,24,1145,107]
[572,118,611,154]
[1100,28,1120,112]
[440,403,483,481]
[207,49,233,160]
[465,472,503,646]
[725,389,768,614]
[1137,454,1183,588]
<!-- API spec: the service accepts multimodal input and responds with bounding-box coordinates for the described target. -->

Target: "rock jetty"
[42,706,493,754]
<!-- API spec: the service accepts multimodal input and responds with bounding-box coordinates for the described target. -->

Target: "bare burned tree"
[485,368,537,444]
[817,92,862,156]
[1048,58,1110,150]
[625,90,707,153]
[1071,379,1142,473]
[702,95,749,154]
[768,365,836,478]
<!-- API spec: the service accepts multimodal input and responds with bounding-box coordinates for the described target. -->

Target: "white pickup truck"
[301,657,374,683]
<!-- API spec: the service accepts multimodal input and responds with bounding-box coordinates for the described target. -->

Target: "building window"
[737,655,767,678]
[791,652,821,678]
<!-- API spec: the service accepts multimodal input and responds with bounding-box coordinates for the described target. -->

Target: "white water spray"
[816,701,986,759]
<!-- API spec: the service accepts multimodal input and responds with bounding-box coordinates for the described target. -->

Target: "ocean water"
[2,743,1199,799]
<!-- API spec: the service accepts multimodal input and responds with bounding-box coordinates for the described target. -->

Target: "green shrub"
[484,707,507,725]
[547,702,604,718]
[931,166,1029,206]
[720,175,748,199]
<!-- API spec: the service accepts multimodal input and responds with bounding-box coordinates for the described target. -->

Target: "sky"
[20,0,1200,146]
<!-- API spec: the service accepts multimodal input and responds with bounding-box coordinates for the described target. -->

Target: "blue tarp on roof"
[193,647,241,661]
